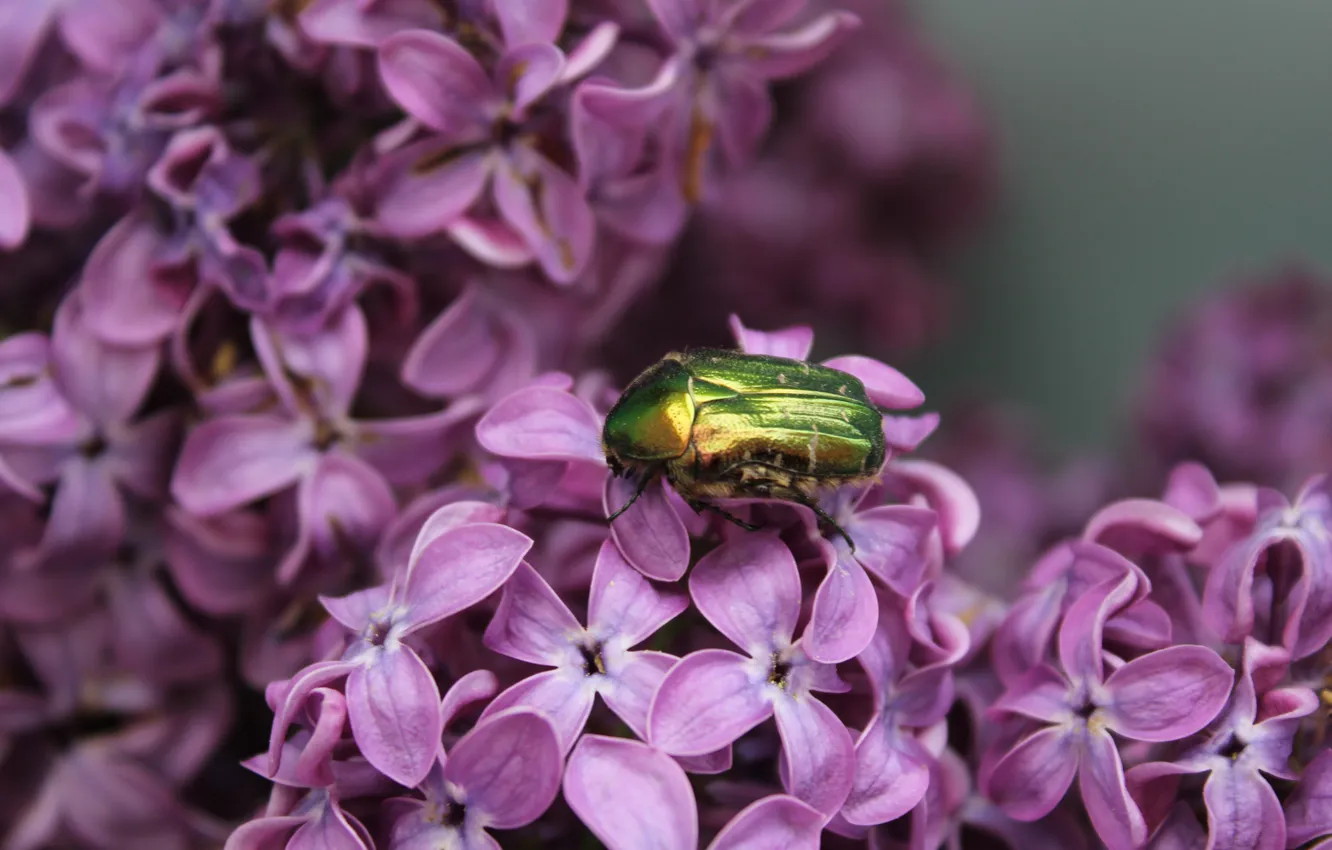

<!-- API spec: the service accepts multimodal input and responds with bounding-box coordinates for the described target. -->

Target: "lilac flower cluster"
[1137,266,1332,491]
[1,1,1330,849]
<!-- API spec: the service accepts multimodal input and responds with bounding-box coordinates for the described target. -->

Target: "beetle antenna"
[606,472,655,522]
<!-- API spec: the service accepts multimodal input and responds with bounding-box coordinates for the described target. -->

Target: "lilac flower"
[648,533,856,815]
[564,734,827,850]
[294,0,446,51]
[268,195,416,335]
[480,538,688,750]
[170,305,476,582]
[1203,474,1332,659]
[842,591,968,826]
[1127,639,1318,850]
[1137,267,1332,488]
[589,0,859,204]
[385,709,562,850]
[1285,748,1332,849]
[982,565,1234,850]
[374,4,616,281]
[229,688,373,850]
[1,291,176,560]
[265,514,530,786]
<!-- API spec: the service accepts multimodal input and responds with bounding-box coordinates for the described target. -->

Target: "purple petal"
[52,290,159,426]
[606,476,690,581]
[880,413,940,453]
[1161,462,1220,522]
[376,146,492,238]
[170,415,313,516]
[494,0,568,47]
[649,649,771,756]
[821,356,924,410]
[1057,569,1139,685]
[443,709,561,828]
[290,802,371,850]
[728,315,813,360]
[251,307,368,417]
[496,43,564,115]
[345,647,442,787]
[1084,498,1203,555]
[736,11,860,80]
[400,285,505,397]
[711,69,774,166]
[40,456,123,557]
[352,401,483,488]
[294,452,396,580]
[588,539,688,645]
[689,533,800,651]
[564,735,698,850]
[1201,763,1285,850]
[478,668,594,752]
[599,650,673,739]
[1202,536,1261,645]
[886,460,980,554]
[439,670,499,732]
[772,694,854,815]
[476,385,604,462]
[841,712,930,826]
[0,333,84,448]
[804,550,877,664]
[400,523,532,632]
[294,688,348,788]
[1147,802,1207,850]
[991,665,1074,725]
[377,30,494,135]
[492,152,596,284]
[446,214,535,267]
[321,585,391,632]
[1102,645,1233,742]
[983,725,1078,821]
[163,507,274,615]
[1103,600,1173,651]
[846,505,934,594]
[402,499,507,570]
[0,1,56,106]
[483,561,583,665]
[1285,748,1332,846]
[299,0,445,49]
[1078,728,1147,850]
[0,147,29,249]
[707,795,825,850]
[561,21,618,82]
[266,660,359,777]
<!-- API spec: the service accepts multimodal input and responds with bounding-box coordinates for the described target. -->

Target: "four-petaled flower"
[647,532,856,815]
[982,563,1234,850]
[480,538,688,751]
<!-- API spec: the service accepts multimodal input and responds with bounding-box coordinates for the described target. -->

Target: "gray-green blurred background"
[909,1,1332,448]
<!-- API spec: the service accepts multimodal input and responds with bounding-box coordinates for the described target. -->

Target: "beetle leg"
[606,470,657,522]
[692,500,761,532]
[741,481,857,553]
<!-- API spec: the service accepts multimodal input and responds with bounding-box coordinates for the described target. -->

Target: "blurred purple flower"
[374,6,616,282]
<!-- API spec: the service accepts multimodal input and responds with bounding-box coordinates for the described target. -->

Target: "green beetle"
[602,348,886,547]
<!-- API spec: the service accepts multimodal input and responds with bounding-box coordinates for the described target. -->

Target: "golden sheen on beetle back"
[601,349,887,548]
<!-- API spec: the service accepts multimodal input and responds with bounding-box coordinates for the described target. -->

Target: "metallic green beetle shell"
[602,349,886,509]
